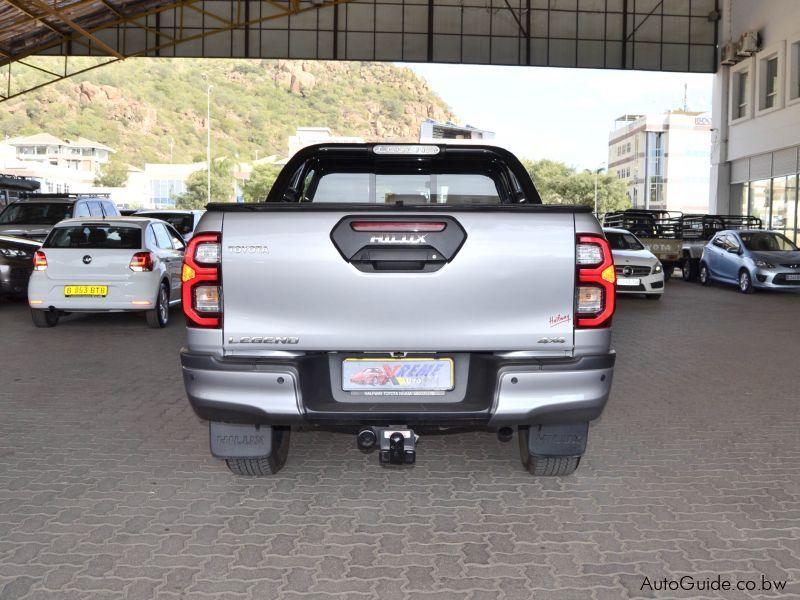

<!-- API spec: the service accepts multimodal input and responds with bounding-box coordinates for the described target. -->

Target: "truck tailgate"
[221,211,576,353]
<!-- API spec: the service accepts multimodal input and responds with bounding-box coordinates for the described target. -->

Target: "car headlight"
[754,259,774,268]
[652,263,662,274]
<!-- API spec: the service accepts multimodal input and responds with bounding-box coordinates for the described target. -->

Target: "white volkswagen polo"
[603,227,665,300]
[28,217,185,327]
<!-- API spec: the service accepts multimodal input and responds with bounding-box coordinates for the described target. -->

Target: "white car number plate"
[342,358,454,394]
[786,274,800,281]
[617,278,641,286]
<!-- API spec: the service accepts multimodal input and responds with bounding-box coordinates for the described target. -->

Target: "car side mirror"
[727,247,740,254]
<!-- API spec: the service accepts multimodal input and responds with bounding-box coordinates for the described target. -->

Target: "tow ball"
[356,426,417,465]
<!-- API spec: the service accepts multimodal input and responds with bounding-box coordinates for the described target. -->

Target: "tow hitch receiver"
[357,426,417,465]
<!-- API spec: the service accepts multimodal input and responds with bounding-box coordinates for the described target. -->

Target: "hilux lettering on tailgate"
[369,235,427,244]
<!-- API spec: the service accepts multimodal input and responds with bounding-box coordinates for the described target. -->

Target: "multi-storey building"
[608,111,712,215]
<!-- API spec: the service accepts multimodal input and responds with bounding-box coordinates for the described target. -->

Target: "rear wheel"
[145,283,169,328]
[225,428,290,476]
[31,309,59,328]
[681,257,698,282]
[518,427,581,476]
[738,269,755,294]
[699,263,711,286]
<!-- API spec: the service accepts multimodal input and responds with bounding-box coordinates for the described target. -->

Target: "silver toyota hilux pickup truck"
[180,144,617,476]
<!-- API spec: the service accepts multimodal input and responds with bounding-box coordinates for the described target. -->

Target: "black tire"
[225,428,290,476]
[645,294,662,301]
[681,257,698,282]
[31,309,59,327]
[699,262,711,286]
[145,283,170,328]
[518,428,581,476]
[738,269,755,294]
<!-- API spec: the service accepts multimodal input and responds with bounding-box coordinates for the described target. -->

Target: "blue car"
[699,229,800,293]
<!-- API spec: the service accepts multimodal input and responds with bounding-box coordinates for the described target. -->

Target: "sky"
[406,64,714,171]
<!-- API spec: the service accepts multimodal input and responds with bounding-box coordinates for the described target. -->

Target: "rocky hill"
[0,58,455,165]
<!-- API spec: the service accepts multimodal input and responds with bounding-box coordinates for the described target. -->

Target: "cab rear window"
[45,225,142,249]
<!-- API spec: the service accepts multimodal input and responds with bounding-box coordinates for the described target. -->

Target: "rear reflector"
[351,221,446,232]
[33,251,47,271]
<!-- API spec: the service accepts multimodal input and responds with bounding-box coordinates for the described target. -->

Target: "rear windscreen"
[45,225,142,249]
[291,156,525,204]
[0,202,72,225]
[138,213,194,235]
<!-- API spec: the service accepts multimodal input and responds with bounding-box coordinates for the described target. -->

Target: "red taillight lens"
[575,234,616,328]
[351,221,446,232]
[33,251,47,271]
[182,232,221,328]
[129,252,154,272]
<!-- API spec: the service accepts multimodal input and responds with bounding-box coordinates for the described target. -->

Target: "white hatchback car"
[603,227,665,300]
[28,217,185,328]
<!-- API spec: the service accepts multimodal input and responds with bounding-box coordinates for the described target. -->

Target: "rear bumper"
[181,350,615,428]
[27,272,161,310]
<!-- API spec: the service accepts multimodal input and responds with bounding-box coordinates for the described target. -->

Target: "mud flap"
[525,422,588,457]
[209,422,275,459]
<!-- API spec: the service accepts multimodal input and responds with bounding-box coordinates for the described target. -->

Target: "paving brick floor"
[1,280,799,599]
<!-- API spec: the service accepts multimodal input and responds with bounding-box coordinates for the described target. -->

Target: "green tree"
[94,158,129,187]
[175,158,234,209]
[521,159,630,214]
[242,164,282,202]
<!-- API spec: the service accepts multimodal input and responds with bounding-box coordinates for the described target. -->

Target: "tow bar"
[356,426,417,465]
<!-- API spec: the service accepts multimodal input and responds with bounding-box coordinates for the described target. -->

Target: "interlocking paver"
[1,282,800,599]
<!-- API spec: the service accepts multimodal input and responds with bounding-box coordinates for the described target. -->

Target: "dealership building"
[609,111,712,214]
[711,0,800,242]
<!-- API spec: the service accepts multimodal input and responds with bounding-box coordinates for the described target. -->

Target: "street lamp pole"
[206,84,213,204]
[593,162,607,216]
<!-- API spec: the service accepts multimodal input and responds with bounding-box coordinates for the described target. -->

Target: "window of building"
[789,38,800,103]
[757,46,784,114]
[736,71,749,119]
[749,179,771,226]
[764,57,779,109]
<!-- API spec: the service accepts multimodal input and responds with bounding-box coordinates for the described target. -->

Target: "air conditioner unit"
[720,42,738,66]
[737,31,760,56]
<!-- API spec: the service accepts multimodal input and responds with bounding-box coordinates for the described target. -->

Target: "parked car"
[679,214,762,281]
[134,210,204,241]
[0,174,40,210]
[27,217,185,328]
[603,228,664,300]
[699,229,800,293]
[602,209,682,279]
[179,143,617,477]
[0,194,119,241]
[0,234,40,299]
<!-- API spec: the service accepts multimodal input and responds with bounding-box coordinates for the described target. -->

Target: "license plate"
[617,278,640,286]
[786,274,800,281]
[342,358,454,393]
[64,285,108,297]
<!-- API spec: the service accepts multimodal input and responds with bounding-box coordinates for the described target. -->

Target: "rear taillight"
[575,234,616,328]
[129,252,154,272]
[182,232,221,328]
[33,251,47,271]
